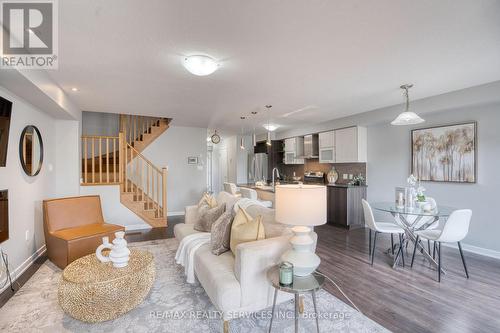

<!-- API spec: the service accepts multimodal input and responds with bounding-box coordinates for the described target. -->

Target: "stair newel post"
[119,132,124,191]
[162,167,167,218]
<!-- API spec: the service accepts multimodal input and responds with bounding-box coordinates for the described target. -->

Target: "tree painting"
[412,123,475,183]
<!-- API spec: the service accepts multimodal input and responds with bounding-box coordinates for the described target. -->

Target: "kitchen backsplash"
[279,159,366,185]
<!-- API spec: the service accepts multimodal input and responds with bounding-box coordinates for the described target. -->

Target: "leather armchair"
[43,195,124,269]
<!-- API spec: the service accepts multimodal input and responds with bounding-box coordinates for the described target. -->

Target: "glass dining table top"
[371,202,456,217]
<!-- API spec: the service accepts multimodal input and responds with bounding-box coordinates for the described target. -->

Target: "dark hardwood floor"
[2,216,500,333]
[315,224,500,333]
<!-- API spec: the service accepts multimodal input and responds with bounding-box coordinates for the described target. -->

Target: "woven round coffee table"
[58,249,155,323]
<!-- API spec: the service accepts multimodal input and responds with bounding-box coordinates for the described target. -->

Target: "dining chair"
[223,182,241,197]
[410,209,472,282]
[362,199,406,266]
[239,188,272,208]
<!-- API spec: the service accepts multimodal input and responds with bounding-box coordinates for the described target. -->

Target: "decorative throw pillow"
[194,203,226,232]
[210,212,233,255]
[229,208,265,255]
[198,193,217,209]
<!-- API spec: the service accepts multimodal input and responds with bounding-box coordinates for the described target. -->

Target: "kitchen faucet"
[272,168,280,188]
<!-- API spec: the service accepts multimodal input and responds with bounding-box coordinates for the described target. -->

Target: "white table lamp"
[275,184,327,276]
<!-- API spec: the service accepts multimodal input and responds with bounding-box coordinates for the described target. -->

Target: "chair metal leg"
[458,242,469,279]
[371,232,378,265]
[438,242,442,282]
[433,241,436,259]
[368,229,372,257]
[399,234,405,267]
[411,235,419,268]
[427,240,431,254]
[391,234,394,255]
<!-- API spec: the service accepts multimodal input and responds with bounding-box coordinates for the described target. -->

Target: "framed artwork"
[411,122,476,183]
[187,156,198,164]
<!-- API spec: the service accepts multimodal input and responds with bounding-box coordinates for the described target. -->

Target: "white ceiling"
[50,0,500,133]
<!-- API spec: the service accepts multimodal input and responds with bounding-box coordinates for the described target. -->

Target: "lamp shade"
[275,185,327,226]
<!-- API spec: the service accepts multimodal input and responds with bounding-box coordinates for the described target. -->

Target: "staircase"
[81,115,171,228]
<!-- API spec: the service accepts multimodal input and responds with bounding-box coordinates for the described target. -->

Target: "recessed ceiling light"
[263,124,279,132]
[183,55,219,76]
[71,87,79,92]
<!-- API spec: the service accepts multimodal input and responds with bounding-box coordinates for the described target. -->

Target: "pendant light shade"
[391,84,425,126]
[240,116,246,150]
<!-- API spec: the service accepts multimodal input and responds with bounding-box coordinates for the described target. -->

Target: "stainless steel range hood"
[300,134,319,158]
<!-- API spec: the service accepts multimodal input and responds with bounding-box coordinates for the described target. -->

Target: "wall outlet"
[25,230,30,241]
[343,174,348,180]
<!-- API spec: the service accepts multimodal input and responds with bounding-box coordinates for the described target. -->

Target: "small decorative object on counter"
[96,231,131,268]
[279,261,293,286]
[327,166,339,184]
[349,174,365,186]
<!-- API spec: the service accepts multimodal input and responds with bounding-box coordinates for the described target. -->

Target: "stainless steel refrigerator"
[248,153,268,183]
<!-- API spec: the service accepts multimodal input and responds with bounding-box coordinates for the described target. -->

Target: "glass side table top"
[267,266,325,293]
[371,202,456,217]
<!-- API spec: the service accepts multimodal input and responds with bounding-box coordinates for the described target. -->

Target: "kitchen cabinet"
[319,131,335,163]
[283,137,304,164]
[335,126,367,163]
[319,131,334,149]
[327,185,367,229]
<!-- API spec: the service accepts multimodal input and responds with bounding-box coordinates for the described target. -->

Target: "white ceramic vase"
[96,231,131,268]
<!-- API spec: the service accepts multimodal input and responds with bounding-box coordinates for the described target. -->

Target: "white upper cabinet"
[319,131,335,148]
[283,137,304,164]
[335,126,367,163]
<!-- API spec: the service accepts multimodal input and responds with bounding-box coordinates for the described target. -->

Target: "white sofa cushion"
[174,223,200,241]
[194,244,241,313]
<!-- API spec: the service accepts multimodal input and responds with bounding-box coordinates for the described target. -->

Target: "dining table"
[371,202,456,274]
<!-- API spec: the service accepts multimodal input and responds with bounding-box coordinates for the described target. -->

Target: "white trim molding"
[0,245,47,294]
[167,211,185,217]
[443,242,500,260]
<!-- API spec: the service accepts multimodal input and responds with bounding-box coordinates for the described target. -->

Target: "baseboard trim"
[0,244,46,294]
[442,242,500,260]
[125,223,152,231]
[167,211,184,217]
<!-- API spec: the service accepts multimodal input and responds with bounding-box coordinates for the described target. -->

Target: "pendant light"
[239,116,246,150]
[265,105,272,146]
[391,84,425,125]
[251,111,258,147]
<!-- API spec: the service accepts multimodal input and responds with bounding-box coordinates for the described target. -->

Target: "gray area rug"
[0,239,388,332]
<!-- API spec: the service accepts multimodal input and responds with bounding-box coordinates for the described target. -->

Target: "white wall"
[142,126,207,213]
[79,185,150,230]
[0,87,58,289]
[82,111,119,136]
[55,120,81,196]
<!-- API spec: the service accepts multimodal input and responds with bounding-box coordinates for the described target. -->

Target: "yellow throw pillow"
[230,208,265,255]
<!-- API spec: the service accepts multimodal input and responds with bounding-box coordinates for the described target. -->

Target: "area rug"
[0,239,388,332]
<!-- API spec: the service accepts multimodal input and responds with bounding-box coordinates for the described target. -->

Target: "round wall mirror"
[19,125,43,176]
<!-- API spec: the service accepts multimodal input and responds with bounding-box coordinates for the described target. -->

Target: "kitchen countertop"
[239,182,367,192]
[326,183,368,188]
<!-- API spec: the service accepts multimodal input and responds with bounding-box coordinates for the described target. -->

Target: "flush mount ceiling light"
[183,55,219,76]
[263,124,279,132]
[391,84,425,126]
[71,87,78,92]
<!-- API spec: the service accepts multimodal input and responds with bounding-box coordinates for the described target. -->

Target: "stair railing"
[81,135,120,185]
[119,114,163,146]
[121,138,167,219]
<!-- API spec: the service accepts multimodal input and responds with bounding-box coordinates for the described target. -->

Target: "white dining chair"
[411,209,472,282]
[223,182,241,197]
[362,199,406,266]
[239,188,272,208]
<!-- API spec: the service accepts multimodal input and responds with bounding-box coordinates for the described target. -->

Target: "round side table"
[267,266,325,333]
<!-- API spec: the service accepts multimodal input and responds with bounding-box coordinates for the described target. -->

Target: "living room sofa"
[174,191,317,331]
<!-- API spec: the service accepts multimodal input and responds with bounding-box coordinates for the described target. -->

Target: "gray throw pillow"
[210,212,233,255]
[194,203,226,232]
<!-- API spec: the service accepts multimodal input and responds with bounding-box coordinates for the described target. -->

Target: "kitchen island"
[238,184,276,206]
